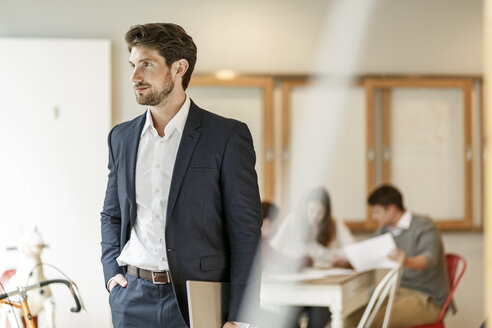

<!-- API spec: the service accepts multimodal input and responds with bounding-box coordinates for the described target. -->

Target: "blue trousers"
[109,272,188,328]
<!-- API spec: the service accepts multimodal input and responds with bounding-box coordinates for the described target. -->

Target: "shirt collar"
[140,95,191,137]
[169,95,190,135]
[387,210,412,236]
[396,210,412,230]
[141,109,154,137]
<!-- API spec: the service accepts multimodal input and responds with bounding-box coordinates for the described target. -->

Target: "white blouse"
[269,214,354,267]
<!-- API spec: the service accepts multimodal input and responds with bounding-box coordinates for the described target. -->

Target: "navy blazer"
[100,100,262,325]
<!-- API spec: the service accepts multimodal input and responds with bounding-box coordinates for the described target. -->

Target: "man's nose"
[131,68,142,83]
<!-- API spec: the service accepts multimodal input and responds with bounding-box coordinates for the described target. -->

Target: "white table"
[260,271,375,328]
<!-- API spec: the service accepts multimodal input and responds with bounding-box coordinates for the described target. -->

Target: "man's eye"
[143,62,151,67]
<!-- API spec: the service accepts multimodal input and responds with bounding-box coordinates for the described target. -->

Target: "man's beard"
[135,75,174,106]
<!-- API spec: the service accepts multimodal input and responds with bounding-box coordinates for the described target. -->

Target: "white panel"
[273,86,285,207]
[472,82,483,227]
[288,84,366,221]
[441,232,483,327]
[391,88,464,220]
[0,38,111,327]
[186,86,265,197]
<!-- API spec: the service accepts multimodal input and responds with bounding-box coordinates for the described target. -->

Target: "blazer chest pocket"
[200,254,229,272]
[189,154,218,171]
[188,166,218,172]
[186,167,219,185]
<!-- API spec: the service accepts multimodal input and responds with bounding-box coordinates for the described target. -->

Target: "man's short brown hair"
[367,184,405,211]
[125,23,197,90]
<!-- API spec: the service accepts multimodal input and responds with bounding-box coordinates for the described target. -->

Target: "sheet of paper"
[343,233,398,272]
[264,268,356,282]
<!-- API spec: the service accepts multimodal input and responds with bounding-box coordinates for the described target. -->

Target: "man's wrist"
[107,277,116,291]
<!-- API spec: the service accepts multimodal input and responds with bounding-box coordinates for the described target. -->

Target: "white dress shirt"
[116,96,190,271]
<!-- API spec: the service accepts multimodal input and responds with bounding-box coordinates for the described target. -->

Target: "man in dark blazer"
[100,23,262,328]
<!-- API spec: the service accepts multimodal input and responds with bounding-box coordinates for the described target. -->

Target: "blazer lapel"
[125,113,147,227]
[166,101,202,222]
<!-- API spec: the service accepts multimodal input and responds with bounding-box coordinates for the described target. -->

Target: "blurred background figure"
[268,187,354,328]
[270,187,354,268]
[359,184,451,327]
[261,201,280,261]
[261,201,280,240]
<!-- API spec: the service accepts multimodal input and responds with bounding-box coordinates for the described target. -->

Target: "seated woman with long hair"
[268,186,354,328]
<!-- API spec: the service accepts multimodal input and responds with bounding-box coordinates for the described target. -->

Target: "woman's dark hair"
[125,23,197,90]
[299,187,336,247]
[261,201,279,222]
[367,184,405,211]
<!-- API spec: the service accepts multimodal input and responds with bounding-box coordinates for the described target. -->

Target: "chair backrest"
[357,266,401,328]
[436,253,467,322]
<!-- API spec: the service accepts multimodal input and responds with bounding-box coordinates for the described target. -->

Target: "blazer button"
[167,248,174,252]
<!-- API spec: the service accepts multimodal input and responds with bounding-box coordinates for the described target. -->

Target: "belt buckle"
[152,271,169,285]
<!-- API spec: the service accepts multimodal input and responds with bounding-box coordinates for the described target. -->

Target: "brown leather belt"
[127,265,171,284]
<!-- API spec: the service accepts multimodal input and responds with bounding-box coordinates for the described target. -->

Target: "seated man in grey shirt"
[365,184,453,327]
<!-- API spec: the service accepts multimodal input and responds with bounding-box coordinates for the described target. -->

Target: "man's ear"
[387,204,400,216]
[174,59,189,77]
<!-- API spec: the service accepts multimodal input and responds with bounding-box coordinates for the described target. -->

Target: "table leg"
[331,309,344,328]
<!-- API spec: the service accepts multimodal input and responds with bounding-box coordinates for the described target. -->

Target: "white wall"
[441,233,484,328]
[360,0,483,74]
[0,0,483,124]
[0,39,111,328]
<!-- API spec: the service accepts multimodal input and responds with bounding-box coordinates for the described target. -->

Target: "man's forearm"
[403,255,427,270]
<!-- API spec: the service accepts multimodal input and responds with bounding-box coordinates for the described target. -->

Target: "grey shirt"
[375,214,453,310]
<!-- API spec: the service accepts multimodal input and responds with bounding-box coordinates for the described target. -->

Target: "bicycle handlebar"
[0,279,83,313]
